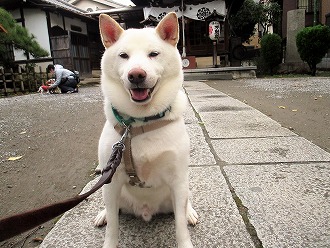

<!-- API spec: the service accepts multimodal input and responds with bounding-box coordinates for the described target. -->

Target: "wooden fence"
[0,67,48,96]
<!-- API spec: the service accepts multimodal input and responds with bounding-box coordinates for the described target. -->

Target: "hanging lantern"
[209,21,220,41]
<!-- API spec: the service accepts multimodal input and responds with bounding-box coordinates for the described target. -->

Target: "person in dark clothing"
[46,64,79,93]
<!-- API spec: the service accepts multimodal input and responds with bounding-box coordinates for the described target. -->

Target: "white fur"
[37,86,47,94]
[96,13,198,248]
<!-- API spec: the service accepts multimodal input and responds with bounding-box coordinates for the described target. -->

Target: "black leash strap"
[0,126,129,242]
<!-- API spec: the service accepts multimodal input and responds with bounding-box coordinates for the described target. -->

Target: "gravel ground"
[0,85,105,248]
[242,77,330,95]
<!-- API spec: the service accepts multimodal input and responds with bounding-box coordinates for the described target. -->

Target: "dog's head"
[99,12,183,117]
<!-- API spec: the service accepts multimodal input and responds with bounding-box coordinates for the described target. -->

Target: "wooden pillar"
[1,68,7,96]
[18,66,24,92]
[10,68,17,93]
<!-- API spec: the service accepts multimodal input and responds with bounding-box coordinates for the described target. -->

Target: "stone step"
[184,72,233,81]
[184,66,256,80]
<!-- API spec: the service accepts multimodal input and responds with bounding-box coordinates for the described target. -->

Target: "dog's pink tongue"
[131,89,149,101]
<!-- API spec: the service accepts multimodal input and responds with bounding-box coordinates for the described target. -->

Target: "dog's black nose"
[128,68,146,84]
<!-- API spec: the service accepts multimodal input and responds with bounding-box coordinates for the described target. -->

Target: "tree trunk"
[311,63,317,76]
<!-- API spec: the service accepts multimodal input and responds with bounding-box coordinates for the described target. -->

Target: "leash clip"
[112,124,130,150]
[119,124,130,143]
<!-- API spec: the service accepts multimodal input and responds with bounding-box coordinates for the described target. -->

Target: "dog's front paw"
[103,240,118,248]
[103,232,119,248]
[178,240,194,248]
[187,205,198,226]
[95,209,107,226]
[103,242,118,248]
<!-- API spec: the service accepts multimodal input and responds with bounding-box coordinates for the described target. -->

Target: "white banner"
[143,0,226,22]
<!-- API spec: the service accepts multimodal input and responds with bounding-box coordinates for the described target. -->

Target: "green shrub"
[260,33,282,75]
[296,25,330,76]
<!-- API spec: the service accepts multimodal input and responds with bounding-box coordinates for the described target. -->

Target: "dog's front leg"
[102,173,125,248]
[171,182,194,248]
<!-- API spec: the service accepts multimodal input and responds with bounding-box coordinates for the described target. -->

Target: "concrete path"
[40,81,330,248]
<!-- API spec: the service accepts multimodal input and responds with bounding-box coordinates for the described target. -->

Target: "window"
[3,43,14,62]
[298,0,317,12]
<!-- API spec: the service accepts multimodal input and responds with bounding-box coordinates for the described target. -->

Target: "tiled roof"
[41,0,87,15]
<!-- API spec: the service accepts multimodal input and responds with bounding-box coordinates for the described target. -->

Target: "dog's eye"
[119,52,129,59]
[149,52,159,58]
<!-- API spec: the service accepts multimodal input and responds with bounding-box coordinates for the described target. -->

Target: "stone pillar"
[286,9,305,63]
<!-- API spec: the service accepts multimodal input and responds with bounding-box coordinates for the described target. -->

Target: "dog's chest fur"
[127,118,187,186]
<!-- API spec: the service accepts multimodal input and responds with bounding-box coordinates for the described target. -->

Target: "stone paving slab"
[40,167,254,248]
[185,91,228,100]
[187,124,216,165]
[184,105,216,165]
[200,111,295,139]
[184,81,216,91]
[183,101,197,124]
[185,82,295,139]
[224,162,330,248]
[185,88,245,112]
[188,95,250,112]
[212,136,330,165]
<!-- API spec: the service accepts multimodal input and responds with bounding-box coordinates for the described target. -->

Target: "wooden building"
[89,0,245,68]
[0,0,246,74]
[0,0,100,75]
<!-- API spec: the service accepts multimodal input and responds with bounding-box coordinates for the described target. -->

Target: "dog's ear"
[99,14,124,48]
[156,12,179,46]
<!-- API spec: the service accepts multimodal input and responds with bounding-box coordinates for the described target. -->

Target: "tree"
[296,25,330,76]
[258,0,282,36]
[0,8,49,68]
[229,0,260,43]
[259,33,282,75]
[229,0,282,43]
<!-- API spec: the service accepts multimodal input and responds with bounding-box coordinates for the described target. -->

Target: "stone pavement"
[40,81,330,248]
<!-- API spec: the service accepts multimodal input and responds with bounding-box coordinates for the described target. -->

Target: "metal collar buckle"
[128,174,151,188]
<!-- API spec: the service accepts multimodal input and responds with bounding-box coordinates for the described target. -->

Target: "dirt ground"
[0,77,329,247]
[0,85,105,247]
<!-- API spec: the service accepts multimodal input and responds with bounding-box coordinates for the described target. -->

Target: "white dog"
[95,12,198,248]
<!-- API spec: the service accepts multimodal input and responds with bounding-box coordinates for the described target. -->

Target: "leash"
[0,125,130,242]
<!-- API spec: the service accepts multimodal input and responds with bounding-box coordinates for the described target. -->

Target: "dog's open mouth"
[130,88,154,102]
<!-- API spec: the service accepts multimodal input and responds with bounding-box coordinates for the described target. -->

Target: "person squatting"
[46,64,79,94]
